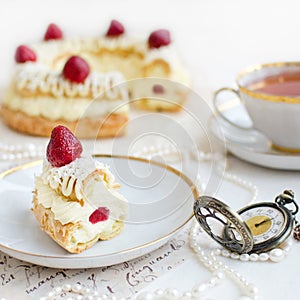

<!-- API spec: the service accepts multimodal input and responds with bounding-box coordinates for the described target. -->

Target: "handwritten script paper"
[0,225,191,299]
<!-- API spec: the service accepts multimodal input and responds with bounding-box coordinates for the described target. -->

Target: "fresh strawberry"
[44,23,63,41]
[62,56,90,83]
[106,19,125,37]
[46,125,82,167]
[89,207,110,224]
[15,45,37,63]
[148,29,171,49]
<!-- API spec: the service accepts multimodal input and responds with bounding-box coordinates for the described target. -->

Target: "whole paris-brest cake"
[2,20,189,138]
[32,125,128,253]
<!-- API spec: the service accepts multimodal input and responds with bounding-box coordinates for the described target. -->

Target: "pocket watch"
[193,190,298,254]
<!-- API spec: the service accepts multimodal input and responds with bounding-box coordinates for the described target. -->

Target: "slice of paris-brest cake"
[32,125,128,253]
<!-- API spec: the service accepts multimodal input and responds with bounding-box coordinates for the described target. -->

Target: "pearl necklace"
[215,239,293,263]
[0,142,44,161]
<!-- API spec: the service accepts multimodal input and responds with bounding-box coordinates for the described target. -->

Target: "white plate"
[209,115,300,170]
[0,155,198,268]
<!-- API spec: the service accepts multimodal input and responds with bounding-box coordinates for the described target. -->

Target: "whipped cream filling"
[30,36,186,81]
[32,37,145,64]
[15,63,128,99]
[96,36,145,52]
[42,157,116,200]
[35,177,124,244]
[130,77,189,108]
[37,157,128,244]
[3,90,129,121]
[145,46,182,68]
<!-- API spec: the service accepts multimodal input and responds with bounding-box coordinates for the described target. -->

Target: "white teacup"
[214,62,300,152]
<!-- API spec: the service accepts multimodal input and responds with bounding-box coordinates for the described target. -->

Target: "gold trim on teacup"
[237,61,300,104]
[271,143,300,154]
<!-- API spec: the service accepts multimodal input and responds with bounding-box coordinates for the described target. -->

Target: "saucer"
[209,115,300,170]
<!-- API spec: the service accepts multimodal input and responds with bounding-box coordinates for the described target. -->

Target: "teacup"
[213,62,300,152]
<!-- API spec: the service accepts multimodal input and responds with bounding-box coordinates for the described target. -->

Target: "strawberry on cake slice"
[32,125,128,253]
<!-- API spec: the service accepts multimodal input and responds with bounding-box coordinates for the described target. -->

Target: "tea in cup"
[214,62,300,152]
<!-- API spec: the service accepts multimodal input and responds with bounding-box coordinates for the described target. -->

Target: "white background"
[2,0,300,93]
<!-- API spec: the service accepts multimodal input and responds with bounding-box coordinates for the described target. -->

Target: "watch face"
[238,202,293,252]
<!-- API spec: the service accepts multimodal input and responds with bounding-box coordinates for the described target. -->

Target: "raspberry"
[15,45,37,63]
[152,84,165,94]
[89,207,110,224]
[106,19,125,37]
[44,23,63,41]
[62,56,90,83]
[46,125,82,167]
[148,29,171,49]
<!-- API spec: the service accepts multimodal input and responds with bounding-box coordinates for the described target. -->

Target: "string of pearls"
[131,144,181,163]
[0,142,44,161]
[39,283,122,300]
[189,221,259,300]
[214,239,293,263]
